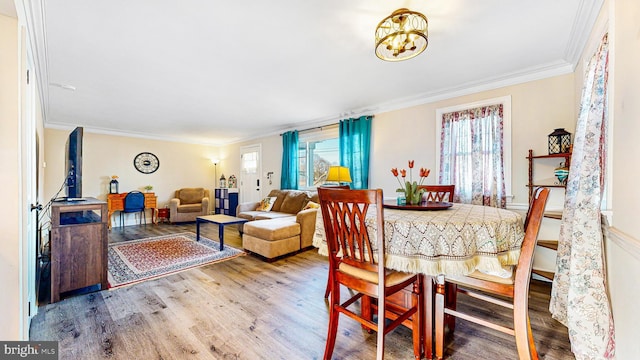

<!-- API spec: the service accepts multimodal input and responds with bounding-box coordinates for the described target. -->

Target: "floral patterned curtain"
[439,104,506,208]
[549,33,615,359]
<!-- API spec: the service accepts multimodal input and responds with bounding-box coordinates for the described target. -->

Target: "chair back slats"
[319,189,381,273]
[418,185,455,202]
[319,187,423,360]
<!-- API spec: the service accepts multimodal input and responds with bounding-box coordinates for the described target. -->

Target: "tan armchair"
[169,188,210,223]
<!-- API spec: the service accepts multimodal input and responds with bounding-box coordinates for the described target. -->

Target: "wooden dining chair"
[320,184,351,299]
[318,188,423,360]
[433,187,550,360]
[418,185,455,202]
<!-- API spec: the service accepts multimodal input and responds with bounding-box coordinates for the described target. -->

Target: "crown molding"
[44,122,227,147]
[564,0,606,66]
[45,59,576,147]
[377,60,575,115]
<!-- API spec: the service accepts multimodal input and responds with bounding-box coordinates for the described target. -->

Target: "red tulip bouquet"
[391,160,431,205]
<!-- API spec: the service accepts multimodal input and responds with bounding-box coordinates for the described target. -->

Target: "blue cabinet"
[215,188,239,216]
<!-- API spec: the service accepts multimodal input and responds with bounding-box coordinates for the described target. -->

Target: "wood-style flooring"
[29,222,574,359]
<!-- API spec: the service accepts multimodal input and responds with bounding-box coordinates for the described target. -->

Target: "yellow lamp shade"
[326,166,352,183]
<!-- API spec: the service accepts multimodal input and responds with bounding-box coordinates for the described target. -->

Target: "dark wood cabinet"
[50,198,108,303]
[215,188,239,216]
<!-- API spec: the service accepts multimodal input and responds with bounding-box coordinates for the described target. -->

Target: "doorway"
[239,144,262,204]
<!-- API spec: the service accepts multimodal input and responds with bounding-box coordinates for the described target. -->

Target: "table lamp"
[326,166,352,185]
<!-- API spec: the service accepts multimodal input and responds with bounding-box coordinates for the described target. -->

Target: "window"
[298,126,339,189]
[436,96,512,207]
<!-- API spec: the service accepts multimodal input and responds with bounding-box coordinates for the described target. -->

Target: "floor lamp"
[212,159,218,189]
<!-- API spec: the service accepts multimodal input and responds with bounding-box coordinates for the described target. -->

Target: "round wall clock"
[133,152,160,174]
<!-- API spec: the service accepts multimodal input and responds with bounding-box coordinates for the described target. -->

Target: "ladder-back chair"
[318,188,424,360]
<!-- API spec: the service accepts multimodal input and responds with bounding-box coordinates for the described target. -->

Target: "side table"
[157,208,170,223]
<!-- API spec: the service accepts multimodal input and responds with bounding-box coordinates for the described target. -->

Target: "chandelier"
[375,8,429,61]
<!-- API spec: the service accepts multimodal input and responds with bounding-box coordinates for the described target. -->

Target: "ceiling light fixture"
[375,8,428,62]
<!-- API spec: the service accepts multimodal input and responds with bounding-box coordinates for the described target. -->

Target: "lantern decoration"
[219,174,227,188]
[548,128,572,154]
[228,175,237,188]
[109,175,119,194]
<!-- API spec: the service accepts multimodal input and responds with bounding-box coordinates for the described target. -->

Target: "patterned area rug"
[108,232,244,289]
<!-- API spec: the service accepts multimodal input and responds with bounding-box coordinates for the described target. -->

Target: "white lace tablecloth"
[314,203,525,276]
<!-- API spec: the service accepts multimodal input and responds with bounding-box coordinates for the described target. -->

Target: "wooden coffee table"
[196,214,248,250]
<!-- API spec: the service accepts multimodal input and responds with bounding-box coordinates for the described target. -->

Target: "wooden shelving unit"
[527,149,570,281]
[526,149,571,202]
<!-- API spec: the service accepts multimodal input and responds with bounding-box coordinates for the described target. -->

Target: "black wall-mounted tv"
[65,127,83,199]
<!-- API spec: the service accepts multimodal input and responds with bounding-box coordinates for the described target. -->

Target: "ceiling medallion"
[375,8,429,62]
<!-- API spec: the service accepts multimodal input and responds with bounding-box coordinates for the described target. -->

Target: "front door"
[20,29,38,335]
[239,144,262,204]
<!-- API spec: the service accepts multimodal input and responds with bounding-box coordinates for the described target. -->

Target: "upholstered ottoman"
[242,217,301,260]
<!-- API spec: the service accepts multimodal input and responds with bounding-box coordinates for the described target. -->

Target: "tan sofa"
[169,188,210,223]
[237,189,318,260]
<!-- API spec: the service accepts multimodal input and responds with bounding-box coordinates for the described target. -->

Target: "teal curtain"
[281,130,299,189]
[339,116,372,189]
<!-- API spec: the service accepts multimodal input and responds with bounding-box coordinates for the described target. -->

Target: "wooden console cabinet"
[50,198,108,303]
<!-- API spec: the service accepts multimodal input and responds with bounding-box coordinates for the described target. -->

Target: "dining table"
[314,201,525,277]
[314,200,525,358]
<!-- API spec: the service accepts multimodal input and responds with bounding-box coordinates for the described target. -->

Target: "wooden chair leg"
[361,295,373,332]
[434,277,446,360]
[412,275,423,360]
[513,292,538,360]
[324,271,332,298]
[323,286,340,360]
[444,282,457,333]
[423,275,434,360]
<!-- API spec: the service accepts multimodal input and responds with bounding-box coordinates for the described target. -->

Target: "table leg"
[218,224,224,250]
[423,275,435,360]
[196,218,201,241]
[108,210,114,230]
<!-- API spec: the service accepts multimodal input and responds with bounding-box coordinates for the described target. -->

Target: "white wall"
[606,0,640,358]
[221,75,575,209]
[44,129,220,227]
[220,74,575,275]
[0,13,22,340]
[370,75,576,208]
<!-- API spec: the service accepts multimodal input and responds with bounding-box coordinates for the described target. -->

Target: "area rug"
[107,232,244,289]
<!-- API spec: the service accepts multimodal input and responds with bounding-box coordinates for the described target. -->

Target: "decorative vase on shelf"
[554,163,569,185]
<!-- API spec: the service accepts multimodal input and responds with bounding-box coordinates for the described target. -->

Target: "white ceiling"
[16,0,602,145]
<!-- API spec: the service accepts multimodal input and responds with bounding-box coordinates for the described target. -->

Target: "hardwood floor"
[30,223,574,359]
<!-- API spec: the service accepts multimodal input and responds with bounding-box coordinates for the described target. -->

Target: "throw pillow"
[257,197,277,212]
[303,201,320,210]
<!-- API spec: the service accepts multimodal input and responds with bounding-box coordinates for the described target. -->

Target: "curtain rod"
[279,123,339,136]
